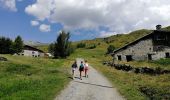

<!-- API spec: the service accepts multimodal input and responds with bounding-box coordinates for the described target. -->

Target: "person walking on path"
[79,61,84,80]
[84,60,89,78]
[71,61,77,79]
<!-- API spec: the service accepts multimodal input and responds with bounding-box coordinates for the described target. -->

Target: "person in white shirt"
[84,60,89,78]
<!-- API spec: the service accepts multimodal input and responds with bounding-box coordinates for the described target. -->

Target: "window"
[126,55,133,62]
[149,48,152,51]
[165,53,170,58]
[156,35,166,40]
[148,54,152,60]
[117,55,122,61]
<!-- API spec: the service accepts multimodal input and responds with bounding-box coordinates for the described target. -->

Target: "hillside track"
[55,58,125,100]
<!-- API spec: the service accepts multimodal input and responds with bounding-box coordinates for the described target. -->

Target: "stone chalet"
[20,45,45,57]
[112,25,170,62]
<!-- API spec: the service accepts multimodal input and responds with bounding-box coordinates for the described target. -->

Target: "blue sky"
[0,0,100,43]
[0,0,170,43]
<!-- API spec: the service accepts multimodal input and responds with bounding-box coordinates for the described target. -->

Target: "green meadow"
[0,54,72,100]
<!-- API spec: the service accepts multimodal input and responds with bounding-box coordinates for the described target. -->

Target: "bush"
[77,43,86,48]
[106,45,115,54]
[87,44,96,49]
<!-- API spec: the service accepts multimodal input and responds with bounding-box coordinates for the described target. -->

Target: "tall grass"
[0,54,72,100]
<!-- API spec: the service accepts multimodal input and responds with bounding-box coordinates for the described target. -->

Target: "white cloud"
[25,0,53,20]
[25,0,170,35]
[0,0,17,12]
[39,24,51,32]
[31,20,39,26]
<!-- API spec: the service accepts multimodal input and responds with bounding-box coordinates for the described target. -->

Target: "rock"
[0,57,8,61]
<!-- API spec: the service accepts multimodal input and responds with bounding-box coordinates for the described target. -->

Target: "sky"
[0,0,170,43]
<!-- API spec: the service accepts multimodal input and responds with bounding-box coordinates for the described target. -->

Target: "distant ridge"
[24,41,49,46]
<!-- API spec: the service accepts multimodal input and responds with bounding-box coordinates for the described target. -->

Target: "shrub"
[87,44,96,49]
[106,45,115,54]
[77,43,86,48]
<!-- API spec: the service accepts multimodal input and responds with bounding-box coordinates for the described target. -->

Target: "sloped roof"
[112,30,170,55]
[24,45,44,53]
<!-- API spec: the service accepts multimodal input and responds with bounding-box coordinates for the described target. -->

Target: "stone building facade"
[21,45,45,57]
[112,26,170,62]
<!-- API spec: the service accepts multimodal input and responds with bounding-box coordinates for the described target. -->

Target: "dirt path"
[55,58,125,100]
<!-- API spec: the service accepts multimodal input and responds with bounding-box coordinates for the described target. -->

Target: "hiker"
[84,60,89,78]
[79,61,84,80]
[71,61,77,79]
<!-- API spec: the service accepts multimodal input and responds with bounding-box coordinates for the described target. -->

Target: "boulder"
[0,57,8,61]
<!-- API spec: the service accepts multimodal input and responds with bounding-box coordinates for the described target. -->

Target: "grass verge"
[0,54,72,100]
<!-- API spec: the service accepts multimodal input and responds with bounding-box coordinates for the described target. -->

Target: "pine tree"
[12,36,24,54]
[0,37,13,54]
[54,31,72,58]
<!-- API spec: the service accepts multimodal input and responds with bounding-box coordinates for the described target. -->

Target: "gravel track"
[55,58,125,100]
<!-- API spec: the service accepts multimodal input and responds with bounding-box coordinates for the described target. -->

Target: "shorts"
[79,67,84,71]
[72,68,76,71]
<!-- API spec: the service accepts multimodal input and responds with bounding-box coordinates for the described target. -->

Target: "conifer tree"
[12,36,24,54]
[54,31,71,58]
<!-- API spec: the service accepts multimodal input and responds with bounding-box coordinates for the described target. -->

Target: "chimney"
[156,25,162,30]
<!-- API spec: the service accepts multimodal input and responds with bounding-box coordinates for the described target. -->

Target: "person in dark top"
[79,61,84,80]
[71,61,77,79]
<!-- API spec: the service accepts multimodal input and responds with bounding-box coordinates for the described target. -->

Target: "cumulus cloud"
[0,0,17,12]
[25,0,53,20]
[31,20,39,26]
[25,0,170,35]
[39,24,51,32]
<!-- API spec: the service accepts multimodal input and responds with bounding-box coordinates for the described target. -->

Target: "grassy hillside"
[73,29,152,51]
[36,45,49,52]
[0,55,72,100]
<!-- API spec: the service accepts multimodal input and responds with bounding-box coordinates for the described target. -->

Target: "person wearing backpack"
[79,61,84,80]
[71,61,77,79]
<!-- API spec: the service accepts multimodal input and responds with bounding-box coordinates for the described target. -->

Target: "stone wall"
[152,47,170,60]
[114,38,153,61]
[22,50,44,57]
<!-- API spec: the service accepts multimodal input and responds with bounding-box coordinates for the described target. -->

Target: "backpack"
[80,64,84,68]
